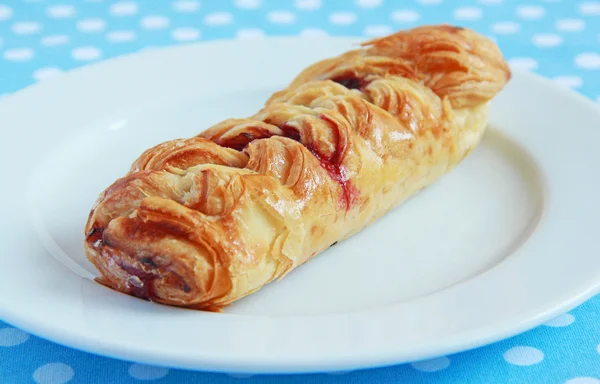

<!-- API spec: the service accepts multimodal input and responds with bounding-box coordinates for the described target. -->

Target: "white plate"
[1,37,599,374]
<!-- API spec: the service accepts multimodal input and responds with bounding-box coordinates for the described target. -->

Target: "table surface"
[1,0,600,383]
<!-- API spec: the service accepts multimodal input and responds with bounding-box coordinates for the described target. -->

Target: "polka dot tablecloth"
[1,0,600,383]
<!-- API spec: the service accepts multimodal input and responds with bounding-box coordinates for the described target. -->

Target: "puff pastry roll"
[84,25,511,311]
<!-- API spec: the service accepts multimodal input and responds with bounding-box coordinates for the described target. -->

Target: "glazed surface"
[84,25,511,311]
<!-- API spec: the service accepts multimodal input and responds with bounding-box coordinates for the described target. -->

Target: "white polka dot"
[543,313,576,327]
[47,5,76,18]
[508,57,538,71]
[33,363,74,384]
[76,18,106,32]
[41,35,69,46]
[141,15,170,30]
[0,327,29,346]
[416,0,442,4]
[33,67,62,81]
[453,7,483,20]
[110,2,138,16]
[575,53,600,69]
[556,19,585,32]
[553,75,583,89]
[516,5,546,19]
[491,21,520,34]
[478,0,503,4]
[299,28,328,38]
[364,25,394,37]
[597,343,600,353]
[173,0,200,12]
[355,0,382,8]
[329,12,357,25]
[128,364,169,381]
[0,5,13,21]
[295,0,321,10]
[565,379,600,384]
[234,0,261,9]
[171,27,201,41]
[71,46,102,61]
[503,346,544,366]
[204,12,233,26]
[267,11,295,24]
[580,2,600,15]
[3,48,34,61]
[227,374,254,379]
[106,30,137,42]
[236,28,265,39]
[532,33,563,47]
[411,357,451,372]
[391,10,420,23]
[11,21,41,35]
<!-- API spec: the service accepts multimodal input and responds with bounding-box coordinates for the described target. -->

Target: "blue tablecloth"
[1,0,599,383]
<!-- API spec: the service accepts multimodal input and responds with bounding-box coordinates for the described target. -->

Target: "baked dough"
[84,25,511,311]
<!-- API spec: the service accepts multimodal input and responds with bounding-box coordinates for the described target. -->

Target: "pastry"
[84,25,511,311]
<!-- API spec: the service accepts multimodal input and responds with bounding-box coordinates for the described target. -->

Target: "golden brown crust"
[269,25,511,109]
[84,25,511,311]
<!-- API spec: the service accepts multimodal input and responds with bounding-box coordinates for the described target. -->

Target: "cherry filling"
[86,226,159,299]
[118,262,157,299]
[307,117,359,212]
[330,74,369,91]
[264,118,359,211]
[309,147,359,211]
[217,125,302,151]
[217,128,278,151]
[86,227,104,245]
[220,133,256,151]
[279,124,301,142]
[217,116,359,210]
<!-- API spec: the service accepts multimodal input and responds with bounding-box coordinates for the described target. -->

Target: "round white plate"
[1,37,599,374]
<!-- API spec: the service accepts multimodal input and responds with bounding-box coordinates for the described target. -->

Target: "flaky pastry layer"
[84,25,511,311]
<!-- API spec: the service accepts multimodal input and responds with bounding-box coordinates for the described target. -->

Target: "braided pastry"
[84,25,511,311]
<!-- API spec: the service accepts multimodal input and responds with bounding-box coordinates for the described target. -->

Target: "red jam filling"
[330,74,369,91]
[219,117,359,210]
[118,262,157,299]
[218,128,277,151]
[278,116,359,211]
[308,144,359,211]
